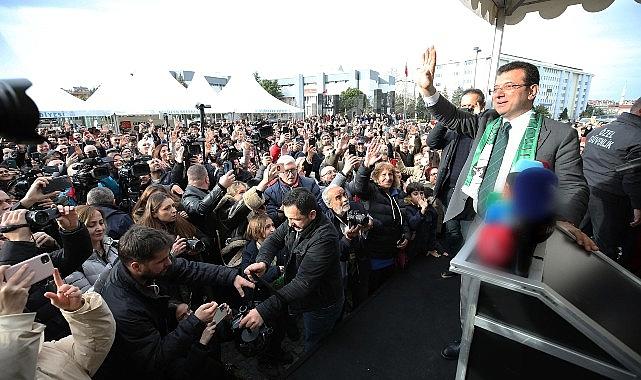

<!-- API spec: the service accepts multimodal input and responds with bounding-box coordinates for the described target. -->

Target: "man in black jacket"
[0,206,92,340]
[93,225,254,380]
[427,89,482,278]
[241,188,343,352]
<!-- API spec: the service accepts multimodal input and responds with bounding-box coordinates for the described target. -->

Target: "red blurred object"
[390,159,398,167]
[476,224,515,268]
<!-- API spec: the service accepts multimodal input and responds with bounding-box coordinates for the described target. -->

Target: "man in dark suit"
[415,47,597,360]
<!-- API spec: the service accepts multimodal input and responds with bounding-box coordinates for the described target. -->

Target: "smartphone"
[308,137,316,147]
[223,160,234,173]
[212,303,230,325]
[348,144,356,156]
[42,176,72,193]
[4,158,17,169]
[4,253,54,287]
[276,163,284,172]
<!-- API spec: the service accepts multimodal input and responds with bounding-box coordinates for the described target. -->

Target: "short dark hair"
[461,88,486,108]
[282,188,317,215]
[497,61,540,85]
[118,225,173,264]
[406,182,425,195]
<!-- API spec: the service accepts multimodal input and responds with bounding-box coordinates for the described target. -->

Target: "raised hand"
[44,268,83,312]
[363,138,383,168]
[218,170,236,189]
[416,46,437,97]
[56,205,80,231]
[0,264,34,315]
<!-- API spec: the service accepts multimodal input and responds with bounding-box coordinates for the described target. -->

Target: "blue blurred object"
[512,167,558,222]
[513,159,543,173]
[484,200,513,224]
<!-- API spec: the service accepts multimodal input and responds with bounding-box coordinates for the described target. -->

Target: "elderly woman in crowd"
[352,138,410,294]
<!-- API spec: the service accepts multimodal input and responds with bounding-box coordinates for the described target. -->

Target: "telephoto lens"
[186,238,205,252]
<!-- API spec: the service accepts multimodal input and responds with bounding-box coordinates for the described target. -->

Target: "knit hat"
[242,186,265,211]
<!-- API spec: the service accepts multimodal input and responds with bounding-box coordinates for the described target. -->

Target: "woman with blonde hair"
[64,205,119,292]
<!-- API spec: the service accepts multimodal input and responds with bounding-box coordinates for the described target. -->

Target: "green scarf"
[462,111,542,198]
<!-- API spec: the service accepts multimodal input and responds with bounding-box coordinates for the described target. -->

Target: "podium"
[450,226,641,379]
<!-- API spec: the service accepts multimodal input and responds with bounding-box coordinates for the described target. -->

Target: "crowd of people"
[0,48,639,379]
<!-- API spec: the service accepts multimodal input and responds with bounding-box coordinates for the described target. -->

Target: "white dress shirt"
[423,91,532,197]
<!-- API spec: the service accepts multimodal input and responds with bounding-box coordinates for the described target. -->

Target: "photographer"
[0,204,92,340]
[264,155,325,227]
[242,188,343,352]
[0,266,115,380]
[181,164,235,243]
[93,225,254,380]
[404,182,438,260]
[322,184,377,309]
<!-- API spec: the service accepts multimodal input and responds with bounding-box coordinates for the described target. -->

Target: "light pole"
[473,46,482,88]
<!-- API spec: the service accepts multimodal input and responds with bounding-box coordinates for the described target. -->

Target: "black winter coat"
[0,224,92,340]
[255,212,342,321]
[181,184,226,242]
[93,258,238,380]
[353,165,411,260]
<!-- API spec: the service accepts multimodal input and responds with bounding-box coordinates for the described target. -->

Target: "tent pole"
[486,6,506,107]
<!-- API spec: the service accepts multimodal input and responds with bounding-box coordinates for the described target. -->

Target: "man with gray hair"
[264,155,326,227]
[86,187,133,240]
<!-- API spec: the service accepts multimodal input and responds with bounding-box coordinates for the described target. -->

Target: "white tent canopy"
[457,0,635,94]
[85,70,196,115]
[186,73,219,114]
[459,0,619,25]
[26,83,109,118]
[212,73,303,114]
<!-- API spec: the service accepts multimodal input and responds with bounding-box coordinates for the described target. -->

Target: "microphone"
[477,200,515,269]
[505,159,544,198]
[511,167,558,277]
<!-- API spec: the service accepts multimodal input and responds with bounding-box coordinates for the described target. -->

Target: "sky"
[1,0,640,101]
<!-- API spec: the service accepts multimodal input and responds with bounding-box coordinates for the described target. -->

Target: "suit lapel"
[537,118,552,150]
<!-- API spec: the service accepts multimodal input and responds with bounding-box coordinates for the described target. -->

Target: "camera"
[230,305,273,357]
[186,238,205,253]
[347,210,370,227]
[25,208,60,229]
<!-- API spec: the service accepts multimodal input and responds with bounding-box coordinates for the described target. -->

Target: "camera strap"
[0,223,30,233]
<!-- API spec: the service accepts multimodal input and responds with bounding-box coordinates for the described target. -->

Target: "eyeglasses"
[492,83,529,93]
[282,168,297,176]
[430,172,438,176]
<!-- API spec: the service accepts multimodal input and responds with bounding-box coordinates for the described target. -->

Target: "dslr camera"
[25,208,60,231]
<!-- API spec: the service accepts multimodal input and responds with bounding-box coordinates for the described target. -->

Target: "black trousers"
[581,186,634,262]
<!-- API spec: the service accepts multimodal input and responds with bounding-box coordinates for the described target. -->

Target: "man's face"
[132,249,173,280]
[460,93,483,115]
[111,136,121,147]
[57,137,68,145]
[279,162,298,186]
[492,68,538,120]
[321,167,337,183]
[284,204,316,232]
[56,145,68,156]
[321,134,331,146]
[37,142,50,153]
[148,158,163,173]
[322,146,333,158]
[84,145,98,158]
[328,187,350,216]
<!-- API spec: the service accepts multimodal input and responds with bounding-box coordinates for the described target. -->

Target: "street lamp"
[473,47,482,88]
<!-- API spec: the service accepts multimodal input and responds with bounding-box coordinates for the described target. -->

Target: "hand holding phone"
[212,303,231,325]
[3,253,53,288]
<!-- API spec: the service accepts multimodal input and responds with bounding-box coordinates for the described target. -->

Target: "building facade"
[274,69,396,116]
[434,53,593,121]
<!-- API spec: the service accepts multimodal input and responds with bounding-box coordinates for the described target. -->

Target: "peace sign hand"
[44,268,84,312]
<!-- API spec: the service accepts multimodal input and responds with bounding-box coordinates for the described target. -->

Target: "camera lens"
[41,255,50,264]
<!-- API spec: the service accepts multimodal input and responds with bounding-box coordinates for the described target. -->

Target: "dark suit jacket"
[429,95,588,226]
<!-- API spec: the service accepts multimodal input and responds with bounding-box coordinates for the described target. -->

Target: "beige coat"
[0,292,115,380]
